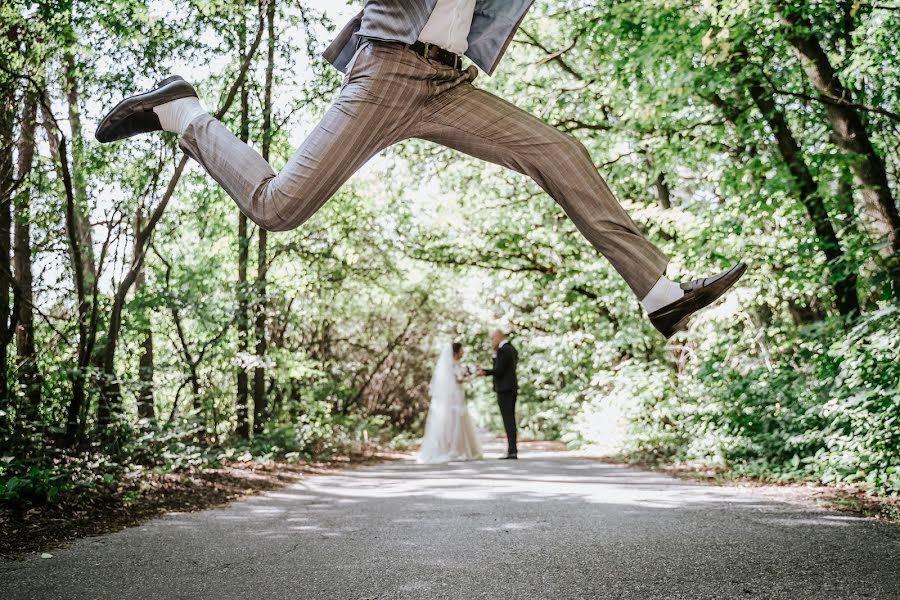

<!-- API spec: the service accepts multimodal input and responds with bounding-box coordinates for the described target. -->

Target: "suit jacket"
[484,342,518,394]
[323,0,536,76]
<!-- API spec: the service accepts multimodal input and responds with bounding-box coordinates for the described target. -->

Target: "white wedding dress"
[417,344,483,464]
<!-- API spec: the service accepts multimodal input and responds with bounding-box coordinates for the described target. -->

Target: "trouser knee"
[248,179,330,232]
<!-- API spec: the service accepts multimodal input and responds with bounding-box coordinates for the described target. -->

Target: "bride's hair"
[452,342,463,356]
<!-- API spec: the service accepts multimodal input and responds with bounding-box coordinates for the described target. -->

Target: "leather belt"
[405,40,463,70]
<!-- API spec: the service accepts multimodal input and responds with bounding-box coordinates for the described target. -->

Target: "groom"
[96,0,747,338]
[478,331,518,460]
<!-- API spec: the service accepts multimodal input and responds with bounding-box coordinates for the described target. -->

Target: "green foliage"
[0,403,391,507]
[0,459,69,506]
[2,0,898,515]
[624,308,900,495]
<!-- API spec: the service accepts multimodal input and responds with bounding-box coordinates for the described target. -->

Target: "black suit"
[483,342,518,456]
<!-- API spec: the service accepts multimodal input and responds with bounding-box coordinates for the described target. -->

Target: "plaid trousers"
[179,41,669,298]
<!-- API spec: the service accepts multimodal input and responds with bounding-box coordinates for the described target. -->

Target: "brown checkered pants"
[180,41,669,298]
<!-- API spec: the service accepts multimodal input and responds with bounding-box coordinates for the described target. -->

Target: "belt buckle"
[422,41,431,58]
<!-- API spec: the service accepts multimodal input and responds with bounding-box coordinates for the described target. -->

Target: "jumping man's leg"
[179,58,426,230]
[414,82,669,300]
[413,76,746,337]
[97,42,425,232]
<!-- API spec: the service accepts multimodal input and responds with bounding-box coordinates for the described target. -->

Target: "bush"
[0,459,70,506]
[0,400,395,509]
[624,306,900,495]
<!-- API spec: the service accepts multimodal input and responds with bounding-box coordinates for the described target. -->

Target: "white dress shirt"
[418,0,477,55]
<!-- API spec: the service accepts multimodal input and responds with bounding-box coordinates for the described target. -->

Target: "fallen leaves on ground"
[1,451,406,559]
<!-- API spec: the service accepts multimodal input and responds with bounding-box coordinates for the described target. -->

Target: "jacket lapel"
[466,0,536,74]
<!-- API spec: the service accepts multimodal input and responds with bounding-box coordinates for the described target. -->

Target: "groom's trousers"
[497,390,518,456]
[179,40,670,298]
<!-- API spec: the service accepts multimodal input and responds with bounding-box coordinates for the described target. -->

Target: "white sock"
[153,96,206,135]
[641,276,685,313]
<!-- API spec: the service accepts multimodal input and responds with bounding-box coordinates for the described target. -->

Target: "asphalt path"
[2,436,898,599]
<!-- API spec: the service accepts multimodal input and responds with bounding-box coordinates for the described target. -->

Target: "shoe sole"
[662,262,747,339]
[95,76,194,143]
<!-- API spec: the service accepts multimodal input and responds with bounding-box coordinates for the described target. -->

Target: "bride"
[417,342,483,464]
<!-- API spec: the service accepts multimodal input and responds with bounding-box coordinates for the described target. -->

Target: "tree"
[252,0,276,435]
[779,1,899,277]
[133,209,154,421]
[235,6,253,439]
[0,37,14,403]
[728,56,860,315]
[14,78,41,417]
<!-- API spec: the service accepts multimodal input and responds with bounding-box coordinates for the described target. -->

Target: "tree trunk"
[779,4,900,286]
[235,24,251,438]
[95,159,190,427]
[14,80,40,418]
[252,232,268,433]
[170,306,202,402]
[236,232,250,434]
[653,172,671,210]
[41,105,90,443]
[63,52,98,283]
[60,52,107,432]
[134,210,154,422]
[65,52,121,427]
[833,166,862,241]
[746,76,860,315]
[137,319,154,421]
[253,0,275,434]
[0,68,14,403]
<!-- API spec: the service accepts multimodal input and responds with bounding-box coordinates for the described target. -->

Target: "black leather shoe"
[649,263,747,339]
[499,454,518,460]
[95,76,197,143]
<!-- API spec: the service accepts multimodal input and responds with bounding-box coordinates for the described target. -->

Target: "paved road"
[2,436,899,600]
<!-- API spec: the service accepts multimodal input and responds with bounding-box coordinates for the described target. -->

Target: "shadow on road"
[3,442,898,600]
